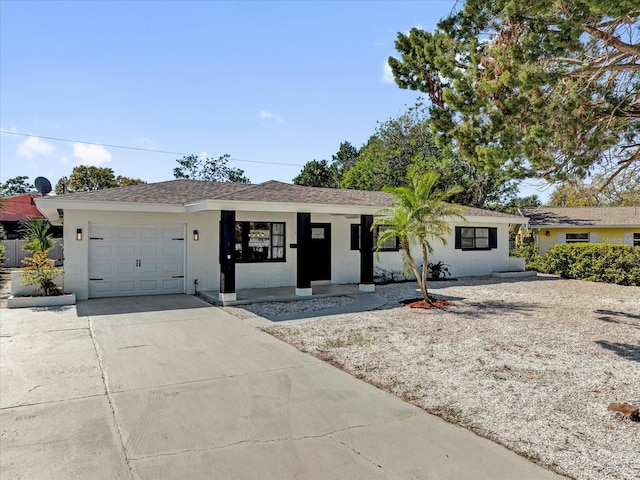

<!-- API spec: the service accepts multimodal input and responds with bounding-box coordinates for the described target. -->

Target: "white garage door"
[89,224,185,298]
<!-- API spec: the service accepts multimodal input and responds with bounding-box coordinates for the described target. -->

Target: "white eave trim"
[183,199,384,216]
[35,198,185,213]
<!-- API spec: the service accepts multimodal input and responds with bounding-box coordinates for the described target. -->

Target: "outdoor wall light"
[545,230,550,236]
[193,230,199,241]
[76,228,83,241]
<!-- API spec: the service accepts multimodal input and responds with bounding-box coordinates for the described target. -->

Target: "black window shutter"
[350,224,360,250]
[455,227,462,249]
[489,227,498,249]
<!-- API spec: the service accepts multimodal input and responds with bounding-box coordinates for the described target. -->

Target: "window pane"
[566,233,589,243]
[272,223,284,235]
[461,228,474,239]
[476,237,489,248]
[272,247,284,259]
[476,228,489,239]
[311,227,325,239]
[461,238,475,248]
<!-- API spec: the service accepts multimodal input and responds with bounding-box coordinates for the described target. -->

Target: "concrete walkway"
[1,295,563,479]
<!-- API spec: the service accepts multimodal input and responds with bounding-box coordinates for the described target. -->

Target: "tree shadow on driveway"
[595,309,640,330]
[595,340,640,363]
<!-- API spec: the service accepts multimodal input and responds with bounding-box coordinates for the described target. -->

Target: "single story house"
[518,206,640,255]
[0,193,62,239]
[35,179,526,302]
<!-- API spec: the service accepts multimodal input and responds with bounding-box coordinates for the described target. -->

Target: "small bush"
[545,243,640,286]
[428,261,451,279]
[510,243,548,272]
[21,249,60,296]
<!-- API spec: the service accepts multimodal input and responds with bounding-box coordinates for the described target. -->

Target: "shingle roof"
[38,179,522,219]
[520,206,640,227]
[0,193,45,221]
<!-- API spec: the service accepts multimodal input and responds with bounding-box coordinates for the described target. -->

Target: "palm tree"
[20,218,53,253]
[373,171,465,303]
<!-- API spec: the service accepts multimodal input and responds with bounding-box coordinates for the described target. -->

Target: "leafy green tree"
[55,166,145,194]
[20,219,53,253]
[342,105,515,206]
[332,141,360,181]
[1,176,33,196]
[293,159,339,188]
[173,154,250,183]
[373,172,464,303]
[388,1,639,185]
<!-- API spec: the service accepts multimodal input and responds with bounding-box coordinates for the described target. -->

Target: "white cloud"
[381,60,394,84]
[260,110,283,123]
[72,143,112,165]
[17,136,55,158]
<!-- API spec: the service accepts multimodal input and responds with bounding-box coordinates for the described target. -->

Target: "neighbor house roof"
[36,179,524,221]
[520,206,640,228]
[0,193,45,222]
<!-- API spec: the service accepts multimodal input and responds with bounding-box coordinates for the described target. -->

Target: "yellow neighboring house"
[518,206,640,255]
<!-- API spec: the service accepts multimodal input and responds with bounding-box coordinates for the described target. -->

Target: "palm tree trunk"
[421,243,430,303]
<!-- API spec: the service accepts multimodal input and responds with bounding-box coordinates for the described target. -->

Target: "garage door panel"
[162,262,179,273]
[89,224,185,298]
[162,228,183,239]
[116,281,136,293]
[140,264,158,274]
[140,245,158,256]
[117,263,136,274]
[116,227,138,240]
[93,245,115,257]
[140,228,159,240]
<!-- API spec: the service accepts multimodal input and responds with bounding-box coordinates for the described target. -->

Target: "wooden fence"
[0,239,64,268]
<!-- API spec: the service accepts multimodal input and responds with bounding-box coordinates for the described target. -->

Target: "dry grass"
[230,276,640,480]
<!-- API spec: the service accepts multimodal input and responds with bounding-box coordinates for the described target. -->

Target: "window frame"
[350,224,400,252]
[565,233,590,244]
[633,233,640,247]
[234,221,286,263]
[455,226,498,251]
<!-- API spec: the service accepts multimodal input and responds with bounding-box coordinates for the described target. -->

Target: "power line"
[0,130,305,167]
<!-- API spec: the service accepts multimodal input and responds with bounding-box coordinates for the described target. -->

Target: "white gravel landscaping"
[224,275,640,480]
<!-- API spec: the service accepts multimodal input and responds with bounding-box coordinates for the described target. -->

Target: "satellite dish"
[34,176,52,196]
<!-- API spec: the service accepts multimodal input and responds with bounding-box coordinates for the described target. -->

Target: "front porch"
[200,283,363,306]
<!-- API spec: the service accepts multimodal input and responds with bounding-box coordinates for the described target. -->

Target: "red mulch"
[404,298,452,309]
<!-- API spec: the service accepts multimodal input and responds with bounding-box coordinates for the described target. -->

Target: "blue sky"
[1,0,549,198]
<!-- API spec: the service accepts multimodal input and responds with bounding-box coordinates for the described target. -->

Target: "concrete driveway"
[1,295,562,479]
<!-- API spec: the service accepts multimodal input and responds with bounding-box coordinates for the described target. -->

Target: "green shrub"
[21,249,60,296]
[0,243,5,266]
[545,243,640,286]
[510,243,549,272]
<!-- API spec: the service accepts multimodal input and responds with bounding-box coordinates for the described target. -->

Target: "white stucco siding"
[63,210,219,300]
[438,222,512,277]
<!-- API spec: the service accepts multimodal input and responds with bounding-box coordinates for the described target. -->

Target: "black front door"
[310,223,331,281]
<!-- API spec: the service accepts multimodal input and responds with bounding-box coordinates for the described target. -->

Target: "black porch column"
[219,210,236,298]
[296,212,312,294]
[360,214,374,289]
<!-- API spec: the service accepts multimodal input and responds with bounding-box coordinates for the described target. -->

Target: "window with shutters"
[455,227,498,250]
[350,224,400,251]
